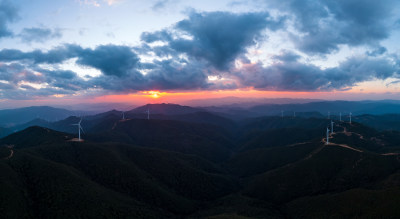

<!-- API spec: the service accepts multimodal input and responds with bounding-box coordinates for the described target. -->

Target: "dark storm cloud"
[75,45,140,77]
[19,27,62,43]
[261,0,399,54]
[144,59,210,90]
[272,51,301,62]
[0,43,210,95]
[141,11,286,69]
[141,30,172,43]
[366,46,388,56]
[37,69,92,92]
[0,62,92,99]
[86,57,211,92]
[235,53,400,91]
[0,0,18,38]
[0,44,140,77]
[0,63,45,84]
[40,69,77,80]
[0,45,81,64]
[135,43,178,58]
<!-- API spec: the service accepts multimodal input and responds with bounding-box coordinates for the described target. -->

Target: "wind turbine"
[349,112,352,124]
[281,110,284,118]
[326,127,330,145]
[331,120,334,134]
[293,111,296,118]
[121,104,137,121]
[328,111,330,119]
[72,118,84,141]
[339,112,342,122]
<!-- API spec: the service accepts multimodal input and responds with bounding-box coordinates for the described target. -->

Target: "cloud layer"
[142,11,285,69]
[0,1,399,100]
[0,0,18,38]
[263,0,399,54]
[234,53,399,91]
[19,27,62,44]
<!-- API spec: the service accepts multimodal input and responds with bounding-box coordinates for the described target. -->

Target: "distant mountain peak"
[130,103,205,115]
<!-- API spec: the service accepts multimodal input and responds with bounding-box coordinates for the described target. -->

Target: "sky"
[0,0,400,108]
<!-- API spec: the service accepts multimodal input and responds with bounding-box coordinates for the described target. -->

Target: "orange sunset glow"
[0,0,399,110]
[86,87,400,107]
[142,91,162,99]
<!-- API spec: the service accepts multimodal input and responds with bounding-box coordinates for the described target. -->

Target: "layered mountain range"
[1,103,400,218]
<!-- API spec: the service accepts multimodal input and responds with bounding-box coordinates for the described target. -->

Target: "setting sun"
[143,91,162,99]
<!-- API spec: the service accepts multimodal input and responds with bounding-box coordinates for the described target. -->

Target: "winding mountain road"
[2,145,14,160]
[325,124,400,156]
[6,149,14,159]
[323,124,365,152]
[322,135,363,153]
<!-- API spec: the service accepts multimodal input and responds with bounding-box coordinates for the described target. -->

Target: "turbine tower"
[293,111,296,118]
[281,110,284,118]
[326,127,330,145]
[331,120,334,134]
[349,112,352,124]
[328,111,330,119]
[72,118,84,141]
[122,111,125,120]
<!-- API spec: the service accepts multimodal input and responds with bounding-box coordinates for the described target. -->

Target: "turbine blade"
[80,126,85,134]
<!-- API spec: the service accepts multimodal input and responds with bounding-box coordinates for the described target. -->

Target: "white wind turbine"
[331,120,334,134]
[328,111,330,119]
[145,109,150,120]
[339,112,342,122]
[349,112,352,124]
[72,118,84,141]
[326,127,330,145]
[121,104,136,121]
